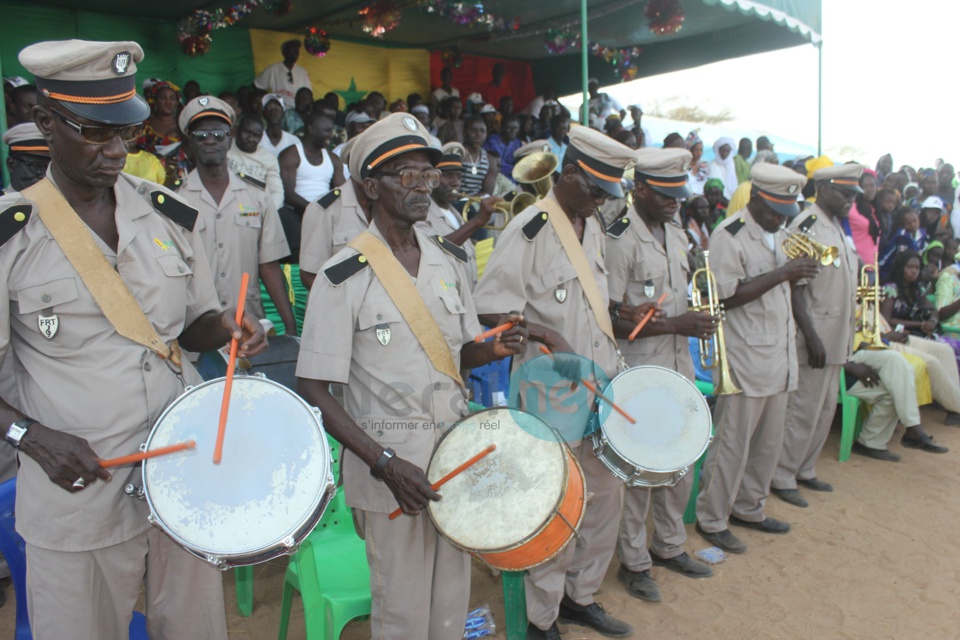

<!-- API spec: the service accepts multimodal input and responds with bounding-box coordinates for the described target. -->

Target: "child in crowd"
[881,206,928,281]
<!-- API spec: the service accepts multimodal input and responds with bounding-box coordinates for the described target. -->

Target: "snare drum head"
[428,408,567,552]
[600,366,712,471]
[144,376,330,559]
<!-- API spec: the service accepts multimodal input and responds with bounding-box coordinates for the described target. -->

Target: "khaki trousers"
[696,392,788,531]
[356,509,471,640]
[889,337,960,413]
[618,472,693,571]
[525,441,624,630]
[773,364,841,490]
[26,527,227,640]
[848,349,921,449]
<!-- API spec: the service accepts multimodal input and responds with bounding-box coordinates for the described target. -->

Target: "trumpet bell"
[781,232,839,266]
[513,151,558,197]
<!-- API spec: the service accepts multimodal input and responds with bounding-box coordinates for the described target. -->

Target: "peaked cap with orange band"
[19,40,150,126]
[633,147,692,199]
[348,112,442,179]
[564,125,633,198]
[751,163,807,217]
[813,163,864,195]
[179,95,236,133]
[3,123,49,156]
[437,142,465,171]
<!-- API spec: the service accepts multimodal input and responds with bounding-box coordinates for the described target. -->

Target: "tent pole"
[817,41,822,157]
[581,0,589,125]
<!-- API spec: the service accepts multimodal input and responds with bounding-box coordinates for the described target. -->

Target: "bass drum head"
[143,376,330,562]
[599,366,712,472]
[428,408,567,553]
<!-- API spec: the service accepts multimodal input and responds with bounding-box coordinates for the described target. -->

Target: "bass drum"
[142,375,334,569]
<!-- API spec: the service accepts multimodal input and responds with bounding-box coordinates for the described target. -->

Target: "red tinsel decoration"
[645,0,684,36]
[359,0,402,38]
[304,26,332,57]
[263,0,293,17]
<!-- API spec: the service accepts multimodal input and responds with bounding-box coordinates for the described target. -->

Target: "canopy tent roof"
[24,0,820,94]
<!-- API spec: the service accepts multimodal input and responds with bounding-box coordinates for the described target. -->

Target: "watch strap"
[371,447,396,480]
[6,417,37,449]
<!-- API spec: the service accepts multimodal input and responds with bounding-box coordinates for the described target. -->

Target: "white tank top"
[295,146,335,203]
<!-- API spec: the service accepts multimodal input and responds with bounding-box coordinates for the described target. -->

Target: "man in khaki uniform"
[606,148,715,604]
[474,126,638,639]
[177,96,296,335]
[296,113,526,640]
[695,164,820,554]
[0,40,265,639]
[771,164,861,508]
[299,136,369,290]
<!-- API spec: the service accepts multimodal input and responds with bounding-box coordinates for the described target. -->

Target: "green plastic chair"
[277,438,371,640]
[837,368,866,462]
[682,380,714,525]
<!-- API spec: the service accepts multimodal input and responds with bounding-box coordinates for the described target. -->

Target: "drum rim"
[597,365,712,473]
[426,406,571,554]
[142,374,334,561]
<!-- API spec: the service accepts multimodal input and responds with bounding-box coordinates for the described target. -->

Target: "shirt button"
[220,272,227,278]
[557,276,563,282]
[376,313,383,320]
[218,243,224,249]
[376,430,384,437]
[594,341,600,347]
[143,362,152,372]
[216,213,222,219]
[41,294,51,303]
[434,382,442,390]
[221,301,227,307]
[177,265,184,273]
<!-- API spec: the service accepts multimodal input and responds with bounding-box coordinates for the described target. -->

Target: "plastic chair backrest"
[689,337,714,383]
[0,478,30,640]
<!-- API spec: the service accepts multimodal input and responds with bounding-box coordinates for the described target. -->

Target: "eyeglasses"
[51,109,141,145]
[374,168,442,190]
[189,130,230,143]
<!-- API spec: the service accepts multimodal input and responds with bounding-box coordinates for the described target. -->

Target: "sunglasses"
[51,109,141,145]
[374,168,442,190]
[189,130,230,142]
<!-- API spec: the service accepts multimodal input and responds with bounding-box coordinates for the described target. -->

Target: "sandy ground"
[3,409,959,639]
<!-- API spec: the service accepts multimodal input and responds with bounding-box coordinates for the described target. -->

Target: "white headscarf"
[709,136,738,200]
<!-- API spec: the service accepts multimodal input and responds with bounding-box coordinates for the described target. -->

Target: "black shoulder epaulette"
[432,235,467,263]
[324,253,369,286]
[522,211,549,241]
[317,188,342,209]
[0,204,31,247]
[606,216,631,238]
[725,217,746,236]
[797,214,817,233]
[237,172,266,190]
[151,190,198,232]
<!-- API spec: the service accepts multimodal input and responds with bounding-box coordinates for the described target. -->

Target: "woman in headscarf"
[685,130,708,195]
[137,79,189,187]
[706,136,737,200]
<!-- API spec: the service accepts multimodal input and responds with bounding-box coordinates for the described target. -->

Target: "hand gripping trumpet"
[857,252,886,349]
[690,251,742,395]
[781,229,839,266]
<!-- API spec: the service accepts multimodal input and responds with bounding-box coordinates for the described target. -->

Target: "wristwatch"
[6,418,37,449]
[895,324,905,333]
[370,447,396,481]
[609,302,622,324]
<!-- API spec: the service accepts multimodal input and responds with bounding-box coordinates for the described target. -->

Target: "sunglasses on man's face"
[51,109,141,145]
[189,130,230,143]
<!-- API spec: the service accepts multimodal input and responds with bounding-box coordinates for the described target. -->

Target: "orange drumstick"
[100,440,196,468]
[388,444,497,520]
[628,292,668,342]
[474,321,515,343]
[580,379,637,425]
[214,272,250,465]
[539,344,555,359]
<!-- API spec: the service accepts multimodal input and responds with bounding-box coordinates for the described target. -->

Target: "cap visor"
[837,184,864,194]
[766,198,801,217]
[587,172,623,199]
[58,94,151,127]
[648,183,691,199]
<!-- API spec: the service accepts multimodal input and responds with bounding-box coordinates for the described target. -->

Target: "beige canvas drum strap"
[22,178,180,367]
[540,196,615,342]
[348,231,464,388]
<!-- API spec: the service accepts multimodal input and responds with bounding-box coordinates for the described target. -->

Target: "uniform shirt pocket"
[632,265,666,302]
[438,291,466,315]
[357,301,403,331]
[535,261,578,294]
[811,306,842,318]
[155,254,193,278]
[235,211,263,230]
[745,332,778,346]
[17,278,80,315]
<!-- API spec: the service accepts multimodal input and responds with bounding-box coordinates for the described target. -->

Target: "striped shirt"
[459,149,489,196]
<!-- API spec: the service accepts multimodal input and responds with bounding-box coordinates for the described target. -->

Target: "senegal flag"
[249,28,430,109]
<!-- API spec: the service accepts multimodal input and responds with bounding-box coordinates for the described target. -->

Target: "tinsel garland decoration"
[543,29,580,55]
[419,1,519,31]
[304,26,332,57]
[645,0,684,36]
[263,0,293,17]
[588,42,645,82]
[359,0,403,38]
[177,0,291,56]
[440,46,463,68]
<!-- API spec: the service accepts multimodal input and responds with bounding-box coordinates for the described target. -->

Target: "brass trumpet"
[690,251,742,395]
[512,151,558,197]
[781,230,839,266]
[459,193,531,231]
[857,252,886,349]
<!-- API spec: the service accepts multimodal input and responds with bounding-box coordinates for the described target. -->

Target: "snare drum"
[427,408,586,571]
[142,375,334,569]
[591,366,712,488]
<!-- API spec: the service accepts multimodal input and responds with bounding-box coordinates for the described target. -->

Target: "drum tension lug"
[124,483,145,500]
[138,443,147,453]
[282,536,296,548]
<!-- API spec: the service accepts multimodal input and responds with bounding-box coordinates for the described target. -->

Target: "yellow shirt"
[727,180,752,215]
[123,149,166,184]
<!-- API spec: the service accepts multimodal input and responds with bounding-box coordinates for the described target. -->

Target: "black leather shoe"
[527,621,561,640]
[559,596,633,637]
[695,522,747,553]
[852,441,901,462]
[729,515,790,534]
[617,565,662,602]
[650,551,714,578]
[797,477,833,492]
[901,433,949,454]
[771,488,808,508]
[945,411,960,426]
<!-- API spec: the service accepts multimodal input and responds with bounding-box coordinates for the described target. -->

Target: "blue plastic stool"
[468,342,512,406]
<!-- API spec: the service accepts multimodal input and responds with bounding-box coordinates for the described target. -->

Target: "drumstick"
[100,440,196,468]
[628,292,668,342]
[214,272,249,465]
[474,321,515,343]
[540,346,636,424]
[388,444,497,520]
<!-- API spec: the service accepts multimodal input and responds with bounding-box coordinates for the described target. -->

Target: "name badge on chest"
[555,286,567,303]
[38,309,59,340]
[644,279,655,299]
[376,323,391,346]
